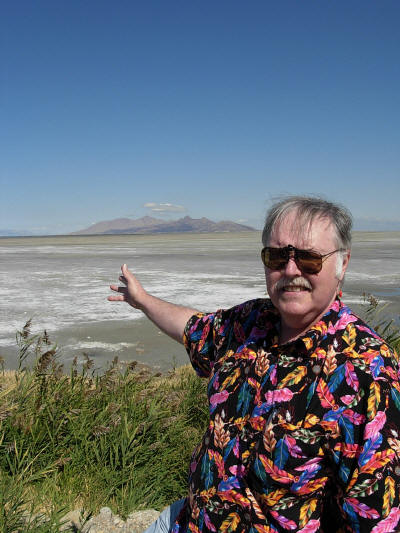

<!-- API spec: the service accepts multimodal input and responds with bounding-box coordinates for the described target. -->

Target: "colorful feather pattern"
[277,366,307,388]
[371,355,385,378]
[358,434,383,466]
[274,438,289,469]
[343,409,365,425]
[253,525,273,533]
[221,367,242,391]
[364,411,386,439]
[299,498,317,528]
[391,387,400,411]
[263,488,287,507]
[367,381,381,420]
[217,475,241,492]
[345,361,360,391]
[200,451,214,489]
[382,476,395,518]
[263,423,277,454]
[343,501,360,532]
[245,487,267,521]
[333,442,361,458]
[328,364,346,393]
[297,519,320,533]
[258,454,294,484]
[264,387,294,404]
[237,381,253,416]
[203,510,216,532]
[316,379,336,408]
[270,511,297,530]
[220,512,240,533]
[209,449,225,477]
[324,345,337,376]
[209,390,229,412]
[292,477,328,496]
[359,449,395,474]
[217,489,251,510]
[285,435,306,458]
[371,507,400,532]
[345,497,379,519]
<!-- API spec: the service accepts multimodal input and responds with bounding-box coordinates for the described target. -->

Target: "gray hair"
[262,195,353,249]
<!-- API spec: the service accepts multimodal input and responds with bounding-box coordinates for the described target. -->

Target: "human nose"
[283,255,302,276]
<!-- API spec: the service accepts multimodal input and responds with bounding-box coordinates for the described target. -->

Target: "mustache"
[274,277,313,291]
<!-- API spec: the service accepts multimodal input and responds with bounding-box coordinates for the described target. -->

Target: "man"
[109,196,400,533]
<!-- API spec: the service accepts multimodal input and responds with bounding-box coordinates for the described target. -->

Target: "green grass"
[0,322,208,531]
[362,293,400,352]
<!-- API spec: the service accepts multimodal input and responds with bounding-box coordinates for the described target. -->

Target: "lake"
[1,231,399,372]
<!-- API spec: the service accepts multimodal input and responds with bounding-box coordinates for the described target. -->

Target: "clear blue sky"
[1,1,399,234]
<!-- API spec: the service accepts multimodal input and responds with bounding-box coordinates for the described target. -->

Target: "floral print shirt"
[175,298,400,533]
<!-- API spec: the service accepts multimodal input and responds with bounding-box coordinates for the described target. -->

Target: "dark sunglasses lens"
[296,250,322,274]
[262,248,287,270]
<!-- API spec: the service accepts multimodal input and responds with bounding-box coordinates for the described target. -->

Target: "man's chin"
[271,294,313,320]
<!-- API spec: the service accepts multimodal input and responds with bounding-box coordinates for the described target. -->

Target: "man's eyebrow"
[290,244,315,252]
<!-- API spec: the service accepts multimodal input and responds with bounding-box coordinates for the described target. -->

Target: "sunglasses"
[261,244,345,275]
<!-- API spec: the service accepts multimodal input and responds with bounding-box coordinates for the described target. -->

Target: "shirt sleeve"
[183,301,248,378]
[183,311,218,378]
[183,299,271,379]
[327,346,400,532]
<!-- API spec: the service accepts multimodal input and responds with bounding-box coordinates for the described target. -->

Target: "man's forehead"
[270,212,335,247]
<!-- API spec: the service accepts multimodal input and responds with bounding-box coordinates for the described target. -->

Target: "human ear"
[338,250,351,281]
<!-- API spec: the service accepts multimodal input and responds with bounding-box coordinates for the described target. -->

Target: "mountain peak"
[71,216,256,235]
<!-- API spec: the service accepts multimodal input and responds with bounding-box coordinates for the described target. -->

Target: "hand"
[109,264,197,343]
[108,264,147,309]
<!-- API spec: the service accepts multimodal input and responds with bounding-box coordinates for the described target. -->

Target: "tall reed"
[0,323,208,530]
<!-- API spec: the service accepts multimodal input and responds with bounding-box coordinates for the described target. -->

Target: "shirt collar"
[270,297,345,355]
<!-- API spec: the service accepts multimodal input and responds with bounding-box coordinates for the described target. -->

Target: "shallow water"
[1,231,399,371]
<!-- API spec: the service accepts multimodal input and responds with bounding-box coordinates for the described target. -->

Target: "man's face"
[265,211,350,338]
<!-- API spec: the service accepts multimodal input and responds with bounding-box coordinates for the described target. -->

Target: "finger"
[110,284,127,293]
[108,294,126,301]
[121,263,137,281]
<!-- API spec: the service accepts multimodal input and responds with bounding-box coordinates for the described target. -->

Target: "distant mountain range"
[0,229,34,237]
[71,216,256,235]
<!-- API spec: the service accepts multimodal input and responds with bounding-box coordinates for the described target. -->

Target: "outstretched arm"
[108,264,199,344]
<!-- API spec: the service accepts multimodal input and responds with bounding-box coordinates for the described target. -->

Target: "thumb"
[121,263,131,278]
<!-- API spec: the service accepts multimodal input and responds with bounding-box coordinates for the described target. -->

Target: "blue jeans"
[143,499,186,533]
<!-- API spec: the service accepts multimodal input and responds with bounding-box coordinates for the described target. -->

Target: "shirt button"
[395,466,400,476]
[333,405,339,411]
[312,365,322,375]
